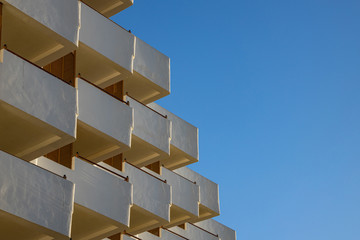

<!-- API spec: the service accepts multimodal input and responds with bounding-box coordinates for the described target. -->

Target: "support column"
[44,144,74,169]
[145,161,162,175]
[104,81,125,101]
[104,153,124,171]
[43,51,76,86]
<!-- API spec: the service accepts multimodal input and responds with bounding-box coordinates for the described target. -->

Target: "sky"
[112,1,360,239]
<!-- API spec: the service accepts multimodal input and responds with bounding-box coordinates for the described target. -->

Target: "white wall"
[134,37,170,92]
[129,97,171,155]
[77,78,134,146]
[5,0,80,45]
[0,49,77,138]
[196,219,237,240]
[80,2,135,73]
[125,162,171,222]
[148,103,199,160]
[162,167,199,217]
[34,156,132,226]
[0,151,74,238]
[174,167,220,215]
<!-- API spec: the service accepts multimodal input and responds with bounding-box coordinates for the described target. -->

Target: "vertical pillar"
[104,153,124,171]
[104,81,125,101]
[148,227,161,237]
[44,144,74,169]
[145,161,162,175]
[43,51,76,86]
[0,3,2,46]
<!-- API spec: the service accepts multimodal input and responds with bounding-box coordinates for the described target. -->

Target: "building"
[0,0,236,239]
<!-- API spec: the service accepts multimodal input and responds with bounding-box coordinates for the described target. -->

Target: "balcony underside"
[0,211,68,240]
[124,136,169,167]
[0,101,74,161]
[165,205,197,228]
[2,3,77,66]
[195,205,220,223]
[125,71,170,104]
[163,145,198,170]
[81,0,134,17]
[76,43,131,88]
[71,204,127,240]
[127,205,168,235]
[74,121,130,163]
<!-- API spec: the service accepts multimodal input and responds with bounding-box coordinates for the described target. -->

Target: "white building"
[0,1,236,239]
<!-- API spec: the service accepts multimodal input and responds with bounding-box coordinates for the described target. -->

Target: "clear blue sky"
[112,1,360,239]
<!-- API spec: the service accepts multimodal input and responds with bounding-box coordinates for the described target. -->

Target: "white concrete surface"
[169,223,219,240]
[80,2,135,74]
[34,156,132,227]
[125,162,171,222]
[174,167,220,219]
[4,0,80,45]
[134,37,170,93]
[77,78,134,147]
[138,229,185,240]
[0,150,74,238]
[0,49,77,138]
[196,219,237,240]
[162,168,199,222]
[128,97,171,155]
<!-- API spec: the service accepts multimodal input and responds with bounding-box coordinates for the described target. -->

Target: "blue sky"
[112,0,360,239]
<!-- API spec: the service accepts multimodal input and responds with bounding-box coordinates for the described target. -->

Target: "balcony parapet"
[33,156,132,240]
[0,49,77,160]
[74,77,134,162]
[125,37,170,104]
[162,168,200,227]
[148,103,199,169]
[77,2,135,87]
[80,0,134,17]
[124,96,171,167]
[174,167,220,221]
[168,223,219,240]
[2,0,80,66]
[0,150,74,240]
[195,219,237,240]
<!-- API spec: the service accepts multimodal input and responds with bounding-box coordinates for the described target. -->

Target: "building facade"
[0,0,236,239]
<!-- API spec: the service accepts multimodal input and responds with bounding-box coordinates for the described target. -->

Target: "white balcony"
[1,0,80,66]
[168,223,219,240]
[77,2,135,88]
[148,103,199,169]
[75,78,134,162]
[125,37,170,104]
[138,228,189,240]
[196,220,237,240]
[162,168,199,227]
[0,49,77,160]
[124,97,171,167]
[100,162,171,234]
[33,156,132,240]
[0,150,74,240]
[81,0,134,17]
[174,167,220,221]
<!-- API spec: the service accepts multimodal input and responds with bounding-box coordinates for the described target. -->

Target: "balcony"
[138,228,190,240]
[174,167,220,221]
[100,162,171,234]
[0,150,74,240]
[125,37,170,104]
[124,97,171,167]
[77,2,135,88]
[80,0,134,17]
[1,0,80,66]
[33,156,132,239]
[0,49,77,160]
[74,78,133,162]
[196,220,237,240]
[148,103,199,169]
[168,223,219,240]
[162,168,199,227]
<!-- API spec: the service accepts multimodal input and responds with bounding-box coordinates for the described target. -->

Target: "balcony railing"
[78,75,129,105]
[162,228,190,240]
[124,158,166,183]
[3,45,74,87]
[79,0,130,32]
[189,223,219,238]
[76,153,129,182]
[126,92,167,119]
